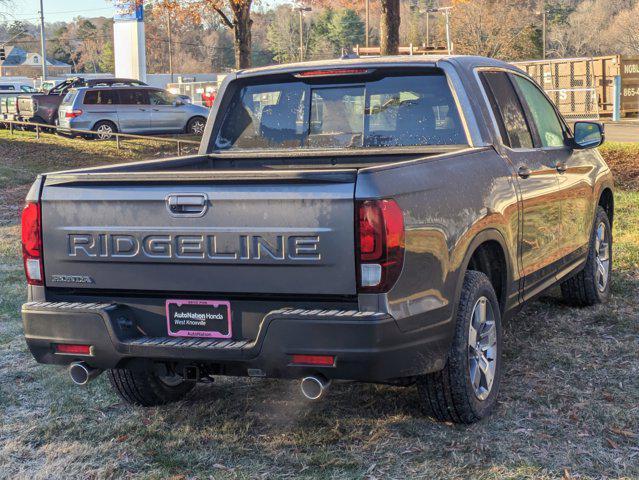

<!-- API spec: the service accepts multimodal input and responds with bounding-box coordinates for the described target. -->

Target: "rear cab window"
[214,68,468,151]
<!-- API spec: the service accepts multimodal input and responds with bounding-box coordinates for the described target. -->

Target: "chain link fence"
[513,58,601,121]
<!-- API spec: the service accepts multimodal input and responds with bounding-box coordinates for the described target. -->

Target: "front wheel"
[561,206,612,306]
[107,367,195,407]
[186,116,206,136]
[417,270,502,423]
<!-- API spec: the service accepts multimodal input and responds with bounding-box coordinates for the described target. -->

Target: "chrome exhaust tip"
[69,362,102,385]
[300,375,331,401]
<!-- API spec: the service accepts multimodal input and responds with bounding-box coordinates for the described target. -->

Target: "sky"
[0,0,284,25]
[0,0,117,24]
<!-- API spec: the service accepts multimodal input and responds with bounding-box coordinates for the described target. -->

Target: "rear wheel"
[107,367,195,407]
[417,270,502,423]
[561,206,612,306]
[186,116,206,135]
[92,120,117,140]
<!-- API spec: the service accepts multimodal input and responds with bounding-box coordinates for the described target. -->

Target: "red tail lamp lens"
[21,202,43,285]
[357,199,405,293]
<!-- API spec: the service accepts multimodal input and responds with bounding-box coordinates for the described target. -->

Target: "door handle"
[556,162,567,173]
[166,193,208,217]
[517,166,532,179]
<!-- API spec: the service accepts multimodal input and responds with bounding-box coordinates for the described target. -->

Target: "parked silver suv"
[58,86,210,138]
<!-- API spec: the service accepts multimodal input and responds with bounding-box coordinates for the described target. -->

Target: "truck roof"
[237,55,519,78]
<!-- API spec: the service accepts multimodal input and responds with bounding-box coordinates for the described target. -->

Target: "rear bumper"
[22,301,449,382]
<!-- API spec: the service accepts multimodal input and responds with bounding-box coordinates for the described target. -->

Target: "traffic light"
[0,47,5,61]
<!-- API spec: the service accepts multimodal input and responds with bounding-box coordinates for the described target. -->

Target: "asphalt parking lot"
[604,122,639,143]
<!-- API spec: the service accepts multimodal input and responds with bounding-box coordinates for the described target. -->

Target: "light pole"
[365,0,370,47]
[166,12,174,82]
[38,0,47,81]
[295,6,312,62]
[536,0,547,60]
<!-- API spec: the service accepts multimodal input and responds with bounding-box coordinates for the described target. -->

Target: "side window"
[118,89,149,105]
[149,90,174,105]
[83,90,115,105]
[512,75,565,148]
[480,72,533,149]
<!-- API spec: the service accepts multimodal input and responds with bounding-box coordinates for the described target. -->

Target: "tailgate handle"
[166,193,208,217]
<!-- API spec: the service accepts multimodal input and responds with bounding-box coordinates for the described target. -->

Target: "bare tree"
[449,0,537,60]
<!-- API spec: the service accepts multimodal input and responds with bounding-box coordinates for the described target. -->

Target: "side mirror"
[173,100,184,107]
[573,121,604,149]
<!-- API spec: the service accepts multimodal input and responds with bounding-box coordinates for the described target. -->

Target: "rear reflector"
[296,68,369,77]
[291,354,335,366]
[55,344,92,355]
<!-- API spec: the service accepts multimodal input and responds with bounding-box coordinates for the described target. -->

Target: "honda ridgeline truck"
[21,56,614,423]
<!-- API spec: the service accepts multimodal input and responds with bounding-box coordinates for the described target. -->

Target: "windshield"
[215,70,467,150]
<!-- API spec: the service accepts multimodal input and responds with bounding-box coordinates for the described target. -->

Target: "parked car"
[21,56,613,423]
[16,77,146,125]
[0,82,38,95]
[57,85,209,138]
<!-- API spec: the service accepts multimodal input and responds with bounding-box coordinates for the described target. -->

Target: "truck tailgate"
[40,171,358,296]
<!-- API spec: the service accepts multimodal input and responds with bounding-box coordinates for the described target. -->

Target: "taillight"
[65,109,82,118]
[356,199,405,293]
[21,202,43,285]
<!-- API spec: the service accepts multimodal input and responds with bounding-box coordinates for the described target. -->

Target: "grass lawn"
[0,135,637,479]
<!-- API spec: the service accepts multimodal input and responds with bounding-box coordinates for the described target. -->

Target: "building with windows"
[0,46,71,78]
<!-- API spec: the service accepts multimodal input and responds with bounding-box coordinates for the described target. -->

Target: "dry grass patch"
[0,136,637,479]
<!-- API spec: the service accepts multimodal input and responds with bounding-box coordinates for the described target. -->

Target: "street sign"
[620,57,639,113]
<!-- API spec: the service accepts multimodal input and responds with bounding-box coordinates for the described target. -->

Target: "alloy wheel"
[595,222,610,292]
[467,296,498,401]
[96,124,114,140]
[191,120,205,135]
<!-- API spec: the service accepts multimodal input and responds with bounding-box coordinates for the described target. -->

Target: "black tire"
[417,270,503,424]
[186,116,206,135]
[107,368,195,407]
[561,206,612,307]
[92,120,117,140]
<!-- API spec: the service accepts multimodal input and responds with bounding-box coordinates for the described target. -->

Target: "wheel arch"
[454,229,515,316]
[598,187,614,226]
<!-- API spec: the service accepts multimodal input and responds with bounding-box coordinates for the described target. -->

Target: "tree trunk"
[380,0,400,55]
[231,2,253,69]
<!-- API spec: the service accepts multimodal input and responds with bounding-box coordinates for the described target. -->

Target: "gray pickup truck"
[21,56,613,423]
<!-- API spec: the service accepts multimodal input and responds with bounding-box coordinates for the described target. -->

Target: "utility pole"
[542,9,547,60]
[295,6,311,62]
[365,0,370,47]
[441,7,452,54]
[425,11,430,49]
[166,12,174,82]
[38,0,47,81]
